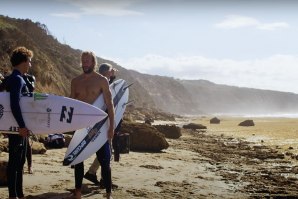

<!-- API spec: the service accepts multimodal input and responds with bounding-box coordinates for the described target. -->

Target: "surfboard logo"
[60,106,74,123]
[9,126,19,132]
[65,140,87,163]
[87,125,102,142]
[0,104,3,119]
[87,128,98,139]
[34,93,48,101]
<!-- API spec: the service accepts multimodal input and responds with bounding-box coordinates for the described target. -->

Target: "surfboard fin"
[123,82,134,90]
[122,100,134,108]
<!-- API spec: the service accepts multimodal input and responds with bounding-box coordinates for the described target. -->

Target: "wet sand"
[1,117,298,198]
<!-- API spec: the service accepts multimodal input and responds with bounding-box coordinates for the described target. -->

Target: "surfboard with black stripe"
[63,79,130,166]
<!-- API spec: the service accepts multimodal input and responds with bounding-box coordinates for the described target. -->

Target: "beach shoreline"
[1,116,298,198]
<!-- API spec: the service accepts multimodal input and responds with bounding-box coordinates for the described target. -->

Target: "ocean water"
[185,113,298,118]
[225,113,298,118]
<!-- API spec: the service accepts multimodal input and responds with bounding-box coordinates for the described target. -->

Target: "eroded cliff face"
[179,79,298,115]
[128,71,199,114]
[126,70,298,115]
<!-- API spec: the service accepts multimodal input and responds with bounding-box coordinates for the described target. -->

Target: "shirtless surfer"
[68,51,115,199]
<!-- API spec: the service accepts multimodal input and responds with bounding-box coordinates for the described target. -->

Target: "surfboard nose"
[0,92,109,135]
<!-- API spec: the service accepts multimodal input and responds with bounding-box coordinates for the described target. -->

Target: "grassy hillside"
[0,16,81,95]
[0,15,155,109]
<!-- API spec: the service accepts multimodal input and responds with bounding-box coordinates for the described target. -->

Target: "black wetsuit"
[75,142,112,193]
[5,70,29,198]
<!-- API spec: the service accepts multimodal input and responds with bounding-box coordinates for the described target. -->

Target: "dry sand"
[1,117,298,198]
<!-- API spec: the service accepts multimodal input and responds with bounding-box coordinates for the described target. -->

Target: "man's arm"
[70,79,76,99]
[102,78,115,140]
[10,76,28,137]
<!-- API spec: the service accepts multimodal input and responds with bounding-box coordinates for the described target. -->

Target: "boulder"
[154,124,181,139]
[0,137,46,154]
[0,160,8,186]
[144,117,154,125]
[64,134,73,147]
[183,123,207,130]
[31,141,47,154]
[0,138,47,154]
[210,117,220,124]
[36,134,48,145]
[0,138,8,153]
[239,120,255,127]
[121,121,169,152]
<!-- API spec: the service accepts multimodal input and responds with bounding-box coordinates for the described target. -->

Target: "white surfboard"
[63,79,130,166]
[0,92,107,135]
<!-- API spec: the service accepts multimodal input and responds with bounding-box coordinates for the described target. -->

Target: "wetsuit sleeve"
[10,76,26,128]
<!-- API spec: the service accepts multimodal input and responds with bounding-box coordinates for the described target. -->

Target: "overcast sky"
[1,0,298,93]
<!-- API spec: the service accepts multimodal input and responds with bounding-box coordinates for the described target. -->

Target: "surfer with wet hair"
[68,51,115,199]
[5,46,33,199]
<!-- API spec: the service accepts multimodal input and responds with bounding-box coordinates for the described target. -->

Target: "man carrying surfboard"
[1,60,36,176]
[5,46,33,199]
[68,51,115,199]
[84,63,120,189]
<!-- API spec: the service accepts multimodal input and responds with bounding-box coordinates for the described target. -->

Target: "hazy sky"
[1,0,298,93]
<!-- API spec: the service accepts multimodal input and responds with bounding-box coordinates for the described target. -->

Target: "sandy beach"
[1,116,298,198]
